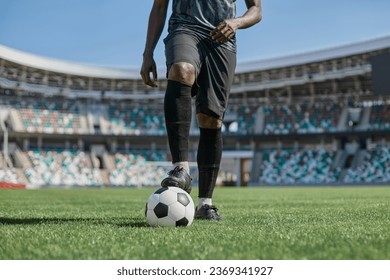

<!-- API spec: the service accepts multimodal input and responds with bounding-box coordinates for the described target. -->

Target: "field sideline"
[0,186,389,260]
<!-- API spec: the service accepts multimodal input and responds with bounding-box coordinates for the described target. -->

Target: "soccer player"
[140,0,262,220]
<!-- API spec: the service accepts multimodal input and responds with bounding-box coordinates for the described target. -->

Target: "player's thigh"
[164,31,201,82]
[195,47,236,121]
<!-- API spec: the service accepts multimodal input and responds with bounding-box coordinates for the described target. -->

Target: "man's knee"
[197,113,222,129]
[168,62,196,86]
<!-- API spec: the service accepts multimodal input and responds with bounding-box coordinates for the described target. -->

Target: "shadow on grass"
[0,217,148,228]
[116,219,148,228]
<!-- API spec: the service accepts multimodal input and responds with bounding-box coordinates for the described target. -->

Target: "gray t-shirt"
[168,0,237,52]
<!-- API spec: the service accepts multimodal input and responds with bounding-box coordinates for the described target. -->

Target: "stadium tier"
[106,102,165,135]
[109,151,168,187]
[1,36,390,188]
[262,102,342,135]
[368,103,390,130]
[343,145,390,183]
[258,148,341,185]
[24,149,103,186]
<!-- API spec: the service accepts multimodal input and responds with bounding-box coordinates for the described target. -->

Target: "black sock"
[197,127,222,198]
[164,80,192,163]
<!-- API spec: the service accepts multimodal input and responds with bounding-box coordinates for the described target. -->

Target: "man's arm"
[211,0,262,43]
[140,0,169,87]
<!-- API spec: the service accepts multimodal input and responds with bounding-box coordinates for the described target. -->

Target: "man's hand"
[210,0,262,44]
[140,55,158,88]
[210,19,238,43]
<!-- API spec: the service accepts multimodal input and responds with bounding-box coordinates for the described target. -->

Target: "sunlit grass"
[1,187,389,259]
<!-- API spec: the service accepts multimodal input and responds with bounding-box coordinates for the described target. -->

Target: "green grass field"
[0,186,389,260]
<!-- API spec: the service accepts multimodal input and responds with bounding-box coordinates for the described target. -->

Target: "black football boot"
[194,205,222,221]
[161,166,192,194]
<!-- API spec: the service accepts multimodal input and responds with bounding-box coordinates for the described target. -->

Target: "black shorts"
[164,30,237,119]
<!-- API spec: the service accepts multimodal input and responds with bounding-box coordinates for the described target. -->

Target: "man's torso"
[168,0,237,52]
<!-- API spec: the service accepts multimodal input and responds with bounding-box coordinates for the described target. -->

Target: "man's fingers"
[147,70,158,87]
[211,29,227,41]
[224,28,235,39]
[152,68,158,84]
[210,22,226,36]
[210,21,235,43]
[140,61,158,87]
[211,31,231,43]
[141,71,156,87]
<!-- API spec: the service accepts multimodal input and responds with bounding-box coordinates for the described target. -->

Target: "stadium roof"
[236,35,390,73]
[1,35,390,79]
[0,44,139,79]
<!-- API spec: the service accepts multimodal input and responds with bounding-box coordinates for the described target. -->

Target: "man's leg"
[195,112,223,221]
[161,62,195,194]
[193,44,236,221]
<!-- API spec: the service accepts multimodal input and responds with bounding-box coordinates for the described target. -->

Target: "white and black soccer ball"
[145,187,195,227]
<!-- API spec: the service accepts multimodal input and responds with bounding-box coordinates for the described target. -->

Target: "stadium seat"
[263,102,342,135]
[24,149,104,187]
[109,150,168,187]
[343,146,390,183]
[258,148,341,184]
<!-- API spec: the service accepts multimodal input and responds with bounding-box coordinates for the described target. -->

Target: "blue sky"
[1,0,390,70]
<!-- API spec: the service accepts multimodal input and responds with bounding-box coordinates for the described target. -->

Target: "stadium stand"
[1,36,390,187]
[224,104,259,134]
[263,101,342,135]
[19,108,83,134]
[109,152,167,187]
[106,101,165,135]
[0,152,26,188]
[368,103,390,131]
[258,148,341,185]
[0,167,22,184]
[0,97,86,134]
[344,145,390,183]
[24,149,104,187]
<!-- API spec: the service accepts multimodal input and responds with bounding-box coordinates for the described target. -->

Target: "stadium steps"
[336,150,348,182]
[254,106,264,134]
[338,148,364,181]
[8,108,24,131]
[357,107,371,130]
[337,107,349,131]
[0,150,14,169]
[4,143,30,169]
[14,150,32,169]
[78,104,94,134]
[102,153,116,171]
[85,154,94,168]
[333,150,346,169]
[79,115,89,134]
[85,104,109,134]
[339,169,348,182]
[90,153,100,169]
[99,116,110,134]
[99,169,111,186]
[15,168,28,184]
[352,149,367,168]
[4,154,13,169]
[249,151,263,185]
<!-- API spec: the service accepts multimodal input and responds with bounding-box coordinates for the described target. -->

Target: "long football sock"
[197,127,222,199]
[198,197,212,208]
[164,80,192,164]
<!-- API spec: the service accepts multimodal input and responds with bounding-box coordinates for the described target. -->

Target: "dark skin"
[140,0,262,88]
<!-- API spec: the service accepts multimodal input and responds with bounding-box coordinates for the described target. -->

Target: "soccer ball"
[145,187,195,227]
